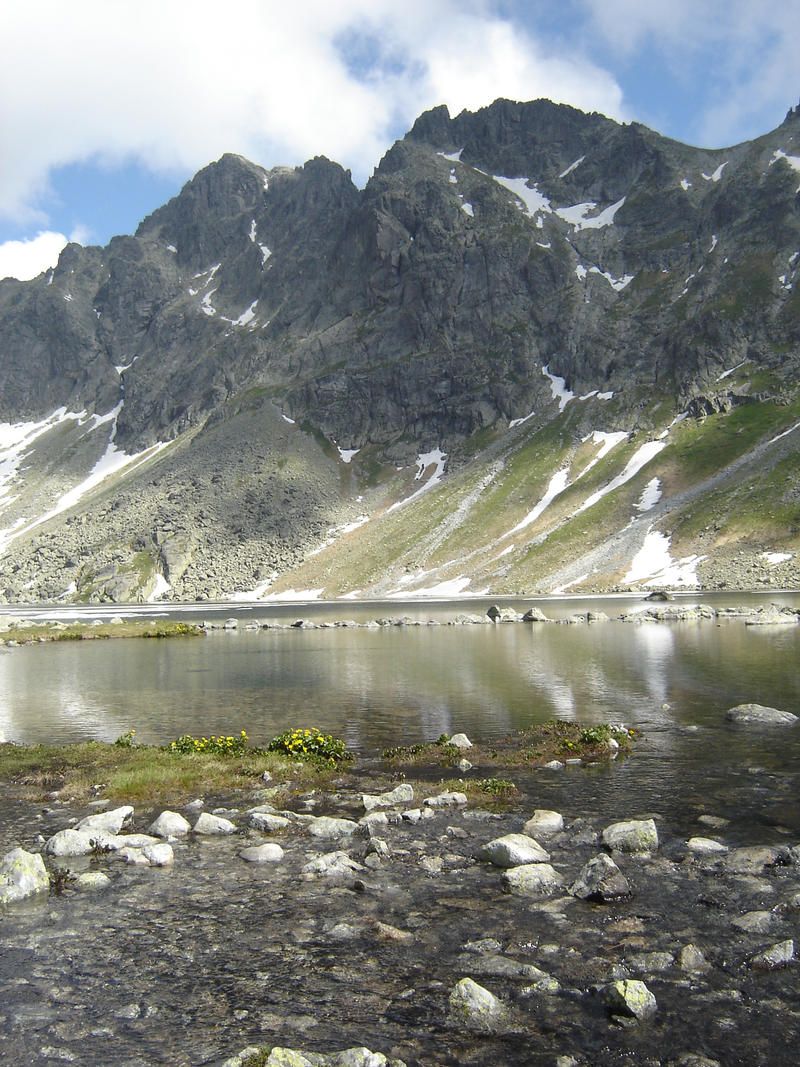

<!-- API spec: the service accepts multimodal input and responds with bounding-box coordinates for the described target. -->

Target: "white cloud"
[0,231,67,281]
[0,1,625,226]
[578,0,800,145]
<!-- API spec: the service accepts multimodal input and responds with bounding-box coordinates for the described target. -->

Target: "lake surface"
[2,593,799,837]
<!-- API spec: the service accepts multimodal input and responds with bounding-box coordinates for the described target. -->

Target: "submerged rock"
[724,703,798,726]
[748,939,795,970]
[478,833,549,867]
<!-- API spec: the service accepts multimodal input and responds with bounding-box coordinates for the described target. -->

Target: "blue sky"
[1,0,798,280]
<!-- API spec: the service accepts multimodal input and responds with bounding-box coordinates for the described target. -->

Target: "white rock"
[193,812,237,835]
[75,872,112,891]
[478,834,550,868]
[423,791,467,808]
[602,818,659,853]
[0,847,50,904]
[307,816,359,839]
[248,812,290,832]
[687,836,728,855]
[523,810,564,837]
[449,977,505,1021]
[543,760,564,770]
[75,804,133,834]
[725,703,798,726]
[239,843,284,864]
[448,733,473,749]
[143,843,174,866]
[362,784,415,811]
[501,863,564,896]
[44,828,98,857]
[148,811,191,838]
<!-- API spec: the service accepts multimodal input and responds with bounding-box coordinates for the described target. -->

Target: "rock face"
[1,99,800,601]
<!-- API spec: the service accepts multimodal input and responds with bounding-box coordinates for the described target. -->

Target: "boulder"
[523,810,564,837]
[448,733,473,749]
[602,818,658,853]
[361,784,414,811]
[75,804,134,834]
[0,847,50,905]
[44,828,101,857]
[748,940,794,970]
[602,979,657,1020]
[449,977,506,1021]
[478,833,549,867]
[240,843,284,864]
[148,811,191,838]
[248,812,290,832]
[502,863,564,896]
[724,703,798,726]
[570,853,631,901]
[307,816,359,839]
[193,812,237,834]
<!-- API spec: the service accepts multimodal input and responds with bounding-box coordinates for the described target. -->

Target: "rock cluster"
[1,769,798,1064]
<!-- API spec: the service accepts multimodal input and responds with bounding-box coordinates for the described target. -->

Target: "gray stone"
[570,853,631,901]
[143,843,175,866]
[602,978,657,1020]
[240,843,284,864]
[0,847,50,904]
[75,804,133,834]
[523,809,564,837]
[193,812,237,834]
[307,816,359,839]
[720,845,784,874]
[686,836,728,855]
[731,910,773,934]
[602,818,659,853]
[248,812,290,832]
[44,828,99,857]
[448,733,473,749]
[501,863,564,896]
[148,811,191,838]
[724,703,798,726]
[423,791,467,808]
[679,944,711,973]
[449,977,506,1021]
[74,872,112,891]
[361,784,414,811]
[748,939,794,970]
[478,833,549,867]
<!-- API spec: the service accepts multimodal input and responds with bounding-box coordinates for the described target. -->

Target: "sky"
[1,0,799,280]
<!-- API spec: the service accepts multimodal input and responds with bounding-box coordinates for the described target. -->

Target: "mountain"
[1,97,799,603]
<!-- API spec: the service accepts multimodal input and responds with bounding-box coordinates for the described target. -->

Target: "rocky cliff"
[1,98,799,602]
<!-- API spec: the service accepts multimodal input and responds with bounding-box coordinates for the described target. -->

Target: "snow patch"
[258,588,325,602]
[542,365,573,412]
[509,468,569,534]
[702,162,727,182]
[147,574,171,602]
[232,300,258,327]
[461,202,474,217]
[559,155,585,178]
[492,174,552,217]
[551,573,589,595]
[387,449,447,512]
[439,150,463,162]
[167,244,177,254]
[680,178,691,191]
[259,245,271,265]
[635,477,662,512]
[770,149,800,190]
[337,446,359,463]
[709,234,718,252]
[249,219,257,242]
[624,529,704,587]
[509,409,535,429]
[761,552,792,566]
[200,289,217,316]
[576,440,666,514]
[769,420,800,445]
[388,576,472,599]
[716,359,747,381]
[555,197,625,230]
[577,431,628,480]
[575,264,587,281]
[449,169,457,184]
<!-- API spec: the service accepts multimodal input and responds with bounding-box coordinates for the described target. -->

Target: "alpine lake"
[0,592,798,1066]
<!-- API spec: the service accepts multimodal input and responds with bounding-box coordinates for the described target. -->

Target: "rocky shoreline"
[1,722,799,1067]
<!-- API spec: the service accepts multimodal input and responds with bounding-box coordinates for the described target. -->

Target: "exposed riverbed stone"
[448,733,472,749]
[478,833,549,867]
[449,977,506,1022]
[602,818,659,853]
[602,979,657,1020]
[523,809,564,837]
[731,910,774,934]
[248,812,290,832]
[307,816,359,839]
[361,784,414,811]
[423,791,468,808]
[74,804,133,834]
[501,863,564,896]
[148,811,191,838]
[570,853,631,901]
[193,812,237,834]
[687,836,728,855]
[239,843,284,864]
[748,939,795,970]
[724,704,798,726]
[0,847,50,904]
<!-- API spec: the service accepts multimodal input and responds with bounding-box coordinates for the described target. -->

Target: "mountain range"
[1,97,799,603]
